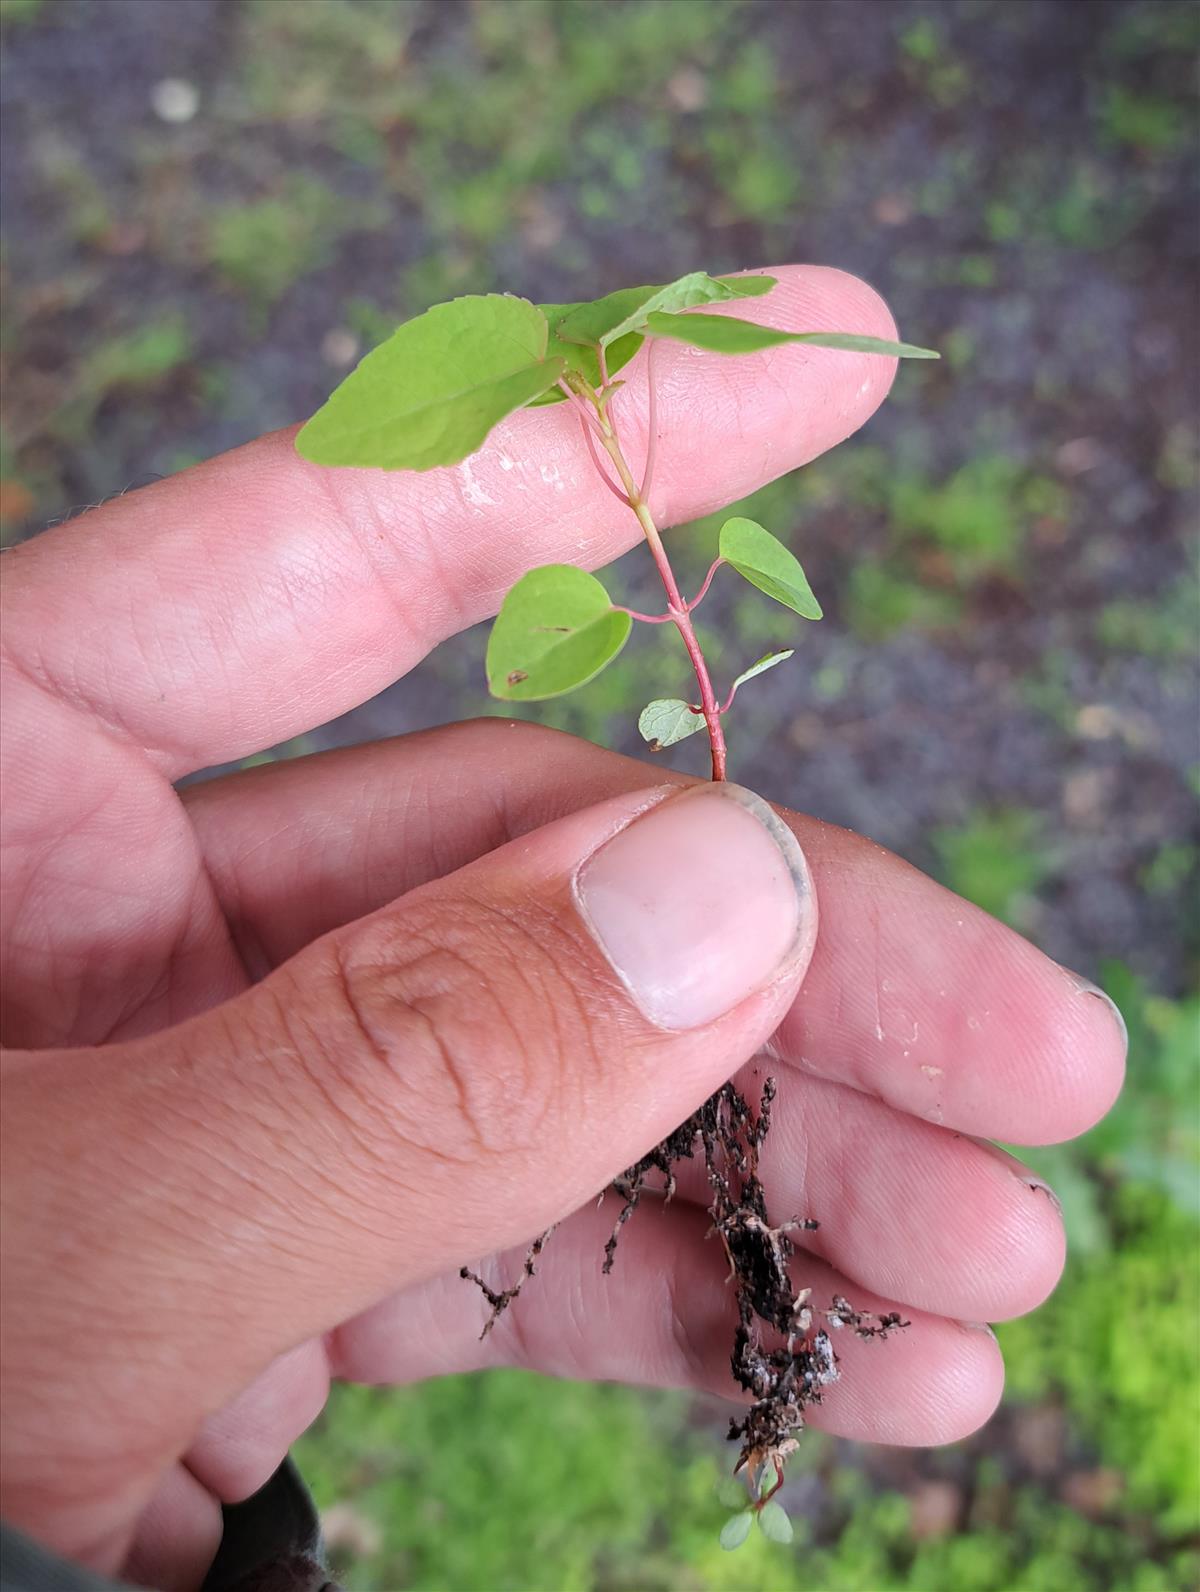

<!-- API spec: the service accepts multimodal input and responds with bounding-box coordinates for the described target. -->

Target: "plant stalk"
[586,390,728,782]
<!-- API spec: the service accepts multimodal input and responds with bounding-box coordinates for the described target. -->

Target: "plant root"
[461,1073,908,1481]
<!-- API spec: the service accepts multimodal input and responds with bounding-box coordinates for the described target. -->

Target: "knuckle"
[299,894,601,1165]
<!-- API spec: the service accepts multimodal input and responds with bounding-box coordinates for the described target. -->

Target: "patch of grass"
[898,16,971,109]
[50,317,192,442]
[931,807,1055,927]
[207,178,377,319]
[1140,841,1198,899]
[294,1376,757,1592]
[1045,162,1145,251]
[890,456,1029,582]
[1105,0,1200,58]
[29,132,114,246]
[1000,1178,1199,1532]
[0,0,43,27]
[843,562,964,643]
[1095,579,1200,660]
[1099,84,1189,154]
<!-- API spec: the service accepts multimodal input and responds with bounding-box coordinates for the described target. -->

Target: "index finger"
[0,266,898,778]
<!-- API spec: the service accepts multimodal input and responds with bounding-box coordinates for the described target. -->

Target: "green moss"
[890,456,1028,581]
[1095,579,1200,659]
[1099,84,1189,155]
[208,178,379,318]
[1140,842,1198,899]
[0,0,44,26]
[843,561,964,642]
[999,1182,1200,1532]
[51,317,192,442]
[295,1375,726,1592]
[932,807,1054,926]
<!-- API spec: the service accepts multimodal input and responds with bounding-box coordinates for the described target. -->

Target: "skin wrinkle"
[330,901,580,1180]
[308,936,483,1172]
[337,463,472,650]
[0,624,155,770]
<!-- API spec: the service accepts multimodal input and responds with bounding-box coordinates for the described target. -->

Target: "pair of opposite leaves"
[491,517,814,745]
[296,270,938,711]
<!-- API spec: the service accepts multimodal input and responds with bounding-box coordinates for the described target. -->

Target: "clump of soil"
[463,1074,906,1492]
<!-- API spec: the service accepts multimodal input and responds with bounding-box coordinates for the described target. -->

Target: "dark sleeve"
[2,1459,340,1592]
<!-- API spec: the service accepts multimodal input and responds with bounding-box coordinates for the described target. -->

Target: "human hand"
[0,265,1125,1588]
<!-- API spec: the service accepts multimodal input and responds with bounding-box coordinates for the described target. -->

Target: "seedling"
[297,270,935,779]
[297,270,929,1537]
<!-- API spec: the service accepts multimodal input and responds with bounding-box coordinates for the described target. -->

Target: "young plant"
[297,269,929,1530]
[297,270,935,780]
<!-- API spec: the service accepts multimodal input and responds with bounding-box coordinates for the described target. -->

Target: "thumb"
[2,783,814,1545]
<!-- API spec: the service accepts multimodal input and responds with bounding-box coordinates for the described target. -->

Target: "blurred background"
[1,0,1197,1587]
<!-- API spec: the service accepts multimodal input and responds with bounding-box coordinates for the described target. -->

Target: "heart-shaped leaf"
[757,1500,794,1544]
[637,698,705,750]
[557,272,777,350]
[296,295,564,471]
[731,649,795,692]
[487,565,631,701]
[719,519,822,620]
[645,311,939,360]
[719,1511,754,1551]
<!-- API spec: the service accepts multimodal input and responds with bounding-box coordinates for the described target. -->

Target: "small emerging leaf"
[297,295,563,470]
[714,274,777,299]
[487,565,631,701]
[637,698,705,750]
[731,649,795,691]
[719,518,822,620]
[558,271,777,349]
[645,310,939,360]
[757,1501,794,1545]
[719,1511,754,1551]
[531,303,643,405]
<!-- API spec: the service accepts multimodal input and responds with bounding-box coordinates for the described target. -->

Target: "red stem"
[688,556,723,613]
[618,606,675,624]
[570,360,728,781]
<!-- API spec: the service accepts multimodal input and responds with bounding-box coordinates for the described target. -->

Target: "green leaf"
[645,311,939,360]
[529,303,643,406]
[296,295,564,471]
[714,274,777,298]
[757,1501,794,1544]
[716,1477,749,1510]
[719,518,823,620]
[486,565,631,701]
[719,1511,754,1551]
[557,271,777,349]
[637,698,706,750]
[731,649,795,691]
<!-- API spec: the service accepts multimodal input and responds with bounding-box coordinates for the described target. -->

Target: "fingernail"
[574,783,812,1030]
[961,1320,999,1340]
[968,1136,1063,1213]
[1060,968,1129,1054]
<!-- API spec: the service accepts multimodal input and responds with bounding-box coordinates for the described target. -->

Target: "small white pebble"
[321,328,360,368]
[151,78,200,124]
